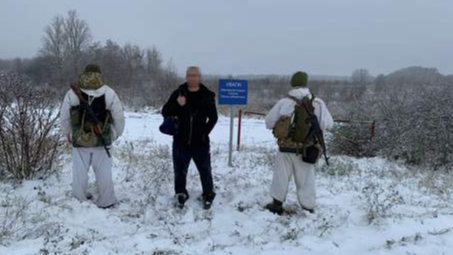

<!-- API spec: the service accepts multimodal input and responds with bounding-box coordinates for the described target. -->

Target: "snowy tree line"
[0,10,180,108]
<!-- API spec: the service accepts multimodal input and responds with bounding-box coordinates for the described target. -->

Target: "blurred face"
[186,68,201,88]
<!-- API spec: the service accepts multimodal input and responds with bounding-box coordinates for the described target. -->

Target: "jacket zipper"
[188,111,198,145]
[183,88,198,146]
[188,115,194,145]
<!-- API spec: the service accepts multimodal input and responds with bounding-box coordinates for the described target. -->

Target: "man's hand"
[177,95,187,106]
[67,134,72,145]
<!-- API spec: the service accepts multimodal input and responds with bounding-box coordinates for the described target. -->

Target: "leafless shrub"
[116,141,183,244]
[330,98,378,158]
[330,122,377,158]
[0,189,61,246]
[331,85,453,170]
[385,232,423,249]
[0,192,30,245]
[378,87,453,169]
[239,145,275,169]
[384,226,453,250]
[316,214,337,237]
[142,143,173,201]
[319,157,355,176]
[280,228,299,242]
[0,73,62,180]
[361,182,404,224]
[116,140,173,206]
[385,228,452,250]
[150,249,184,255]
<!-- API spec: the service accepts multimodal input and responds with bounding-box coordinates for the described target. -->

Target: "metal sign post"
[228,106,235,167]
[218,79,248,167]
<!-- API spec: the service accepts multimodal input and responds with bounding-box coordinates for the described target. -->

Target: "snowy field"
[1,111,453,255]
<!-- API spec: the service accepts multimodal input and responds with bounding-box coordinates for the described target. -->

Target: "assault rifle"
[70,83,111,158]
[302,98,329,166]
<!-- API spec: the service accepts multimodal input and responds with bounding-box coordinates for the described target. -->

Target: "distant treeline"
[0,10,181,107]
[0,10,452,115]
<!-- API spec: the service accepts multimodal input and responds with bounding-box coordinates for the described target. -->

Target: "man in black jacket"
[162,66,218,210]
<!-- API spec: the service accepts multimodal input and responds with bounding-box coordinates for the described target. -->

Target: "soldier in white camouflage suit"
[265,71,334,215]
[60,64,125,209]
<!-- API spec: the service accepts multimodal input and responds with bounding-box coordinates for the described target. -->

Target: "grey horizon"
[1,0,452,76]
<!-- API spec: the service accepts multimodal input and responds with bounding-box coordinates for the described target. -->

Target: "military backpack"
[273,95,317,150]
[70,92,112,148]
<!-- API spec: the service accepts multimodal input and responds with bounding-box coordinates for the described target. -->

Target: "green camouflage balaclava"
[78,64,104,90]
[290,71,309,87]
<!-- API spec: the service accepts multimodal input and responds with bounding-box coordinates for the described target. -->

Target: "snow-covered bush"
[330,85,453,170]
[0,188,61,246]
[378,87,453,169]
[330,120,377,158]
[319,157,355,176]
[115,140,174,215]
[240,145,275,169]
[361,182,404,224]
[0,192,30,245]
[0,73,62,180]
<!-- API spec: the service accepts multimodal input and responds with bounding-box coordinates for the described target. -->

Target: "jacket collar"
[179,82,209,94]
[81,85,109,98]
[288,87,312,100]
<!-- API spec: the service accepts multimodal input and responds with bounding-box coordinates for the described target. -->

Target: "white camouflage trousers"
[270,152,316,210]
[72,147,117,208]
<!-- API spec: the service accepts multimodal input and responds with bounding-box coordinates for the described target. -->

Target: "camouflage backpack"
[70,92,112,148]
[273,95,316,148]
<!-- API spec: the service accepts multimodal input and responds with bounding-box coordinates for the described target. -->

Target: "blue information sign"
[218,79,248,105]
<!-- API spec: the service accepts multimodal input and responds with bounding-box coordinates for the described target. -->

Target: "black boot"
[203,200,212,210]
[176,193,189,209]
[301,205,315,214]
[265,199,284,215]
[201,193,216,210]
[99,203,117,210]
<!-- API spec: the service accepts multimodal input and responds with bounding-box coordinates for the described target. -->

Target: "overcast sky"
[1,0,452,76]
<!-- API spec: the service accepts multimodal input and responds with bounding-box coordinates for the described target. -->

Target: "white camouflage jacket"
[265,87,334,132]
[60,85,126,142]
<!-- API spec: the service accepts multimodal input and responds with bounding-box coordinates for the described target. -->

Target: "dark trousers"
[172,142,215,201]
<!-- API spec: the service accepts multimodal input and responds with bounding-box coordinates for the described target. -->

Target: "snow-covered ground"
[1,112,453,255]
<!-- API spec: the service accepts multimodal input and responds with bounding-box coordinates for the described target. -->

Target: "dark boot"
[176,193,189,209]
[203,200,212,210]
[201,193,216,210]
[301,205,315,214]
[265,199,284,215]
[99,203,117,210]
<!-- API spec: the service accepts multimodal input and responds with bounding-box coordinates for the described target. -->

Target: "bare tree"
[146,46,163,78]
[352,69,372,85]
[41,15,66,86]
[154,60,180,106]
[64,10,92,79]
[121,44,144,101]
[349,68,372,100]
[88,40,127,89]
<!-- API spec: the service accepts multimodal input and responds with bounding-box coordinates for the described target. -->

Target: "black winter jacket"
[162,83,218,147]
